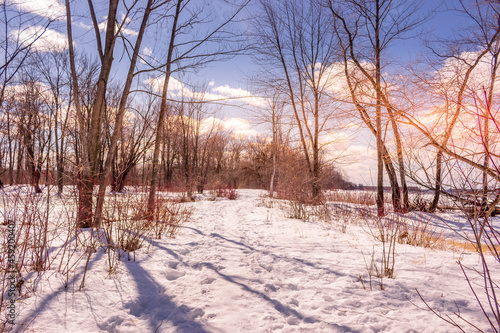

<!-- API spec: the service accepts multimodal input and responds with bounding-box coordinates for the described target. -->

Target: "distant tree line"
[0,0,499,227]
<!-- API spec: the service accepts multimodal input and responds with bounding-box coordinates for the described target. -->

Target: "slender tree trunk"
[54,90,65,195]
[382,144,400,211]
[428,150,442,212]
[429,31,500,212]
[147,0,182,214]
[65,0,93,228]
[94,0,154,227]
[387,106,408,212]
[270,140,276,197]
[25,144,41,193]
[481,52,498,211]
[6,112,13,185]
[312,91,321,201]
[15,138,23,184]
[375,0,385,217]
[112,167,132,193]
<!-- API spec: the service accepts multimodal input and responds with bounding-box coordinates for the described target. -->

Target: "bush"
[397,215,443,249]
[102,193,191,272]
[214,186,238,200]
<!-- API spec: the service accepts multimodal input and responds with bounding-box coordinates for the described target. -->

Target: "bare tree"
[65,0,165,227]
[253,0,340,201]
[0,2,58,109]
[0,2,59,186]
[176,90,224,197]
[102,88,156,193]
[13,78,50,193]
[399,0,500,212]
[160,102,179,187]
[35,51,71,195]
[251,89,285,197]
[326,0,424,215]
[146,0,249,213]
[265,93,284,197]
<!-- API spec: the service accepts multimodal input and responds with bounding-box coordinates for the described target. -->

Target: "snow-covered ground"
[2,188,499,332]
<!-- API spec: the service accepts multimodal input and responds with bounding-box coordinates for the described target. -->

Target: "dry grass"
[445,239,500,254]
[397,217,444,249]
[101,193,192,272]
[325,190,377,206]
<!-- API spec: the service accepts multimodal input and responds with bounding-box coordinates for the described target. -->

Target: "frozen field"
[1,188,499,332]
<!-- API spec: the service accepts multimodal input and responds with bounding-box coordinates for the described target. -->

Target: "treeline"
[0,53,351,196]
[0,0,499,227]
[250,0,500,216]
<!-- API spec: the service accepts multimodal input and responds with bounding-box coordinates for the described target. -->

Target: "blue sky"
[4,0,480,185]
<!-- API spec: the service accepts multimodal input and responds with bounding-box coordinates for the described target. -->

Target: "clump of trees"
[0,0,498,221]
[249,0,499,216]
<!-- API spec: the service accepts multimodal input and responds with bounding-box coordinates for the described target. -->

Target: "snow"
[2,189,499,332]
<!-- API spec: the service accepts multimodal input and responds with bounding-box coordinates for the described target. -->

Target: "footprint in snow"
[96,315,124,333]
[201,277,216,285]
[265,283,278,292]
[167,261,179,269]
[164,270,186,281]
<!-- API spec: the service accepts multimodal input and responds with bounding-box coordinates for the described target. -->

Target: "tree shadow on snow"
[182,226,346,277]
[19,249,105,331]
[154,239,357,332]
[122,260,210,333]
[207,232,348,279]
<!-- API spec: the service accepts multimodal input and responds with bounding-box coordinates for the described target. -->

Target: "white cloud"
[220,117,259,139]
[8,0,65,20]
[15,26,67,53]
[121,27,138,37]
[118,13,138,36]
[320,60,380,102]
[199,117,222,133]
[95,18,138,36]
[143,47,152,56]
[338,145,378,185]
[212,85,251,97]
[320,131,350,146]
[211,85,267,107]
[174,116,258,140]
[76,21,92,30]
[98,21,107,32]
[145,76,191,97]
[145,76,267,109]
[120,13,132,26]
[435,50,500,95]
[3,81,60,111]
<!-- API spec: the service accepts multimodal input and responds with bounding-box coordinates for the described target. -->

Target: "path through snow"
[15,189,496,332]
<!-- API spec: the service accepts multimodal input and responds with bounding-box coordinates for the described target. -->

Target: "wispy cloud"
[8,0,66,20]
[14,26,67,53]
[142,47,153,57]
[221,117,259,138]
[212,85,267,107]
[144,76,267,107]
[201,117,259,139]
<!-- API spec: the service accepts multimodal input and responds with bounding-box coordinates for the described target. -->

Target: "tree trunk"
[429,150,442,213]
[77,175,93,228]
[65,0,94,228]
[147,0,182,214]
[94,0,154,227]
[375,0,385,217]
[387,106,408,212]
[270,148,276,197]
[382,145,400,212]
